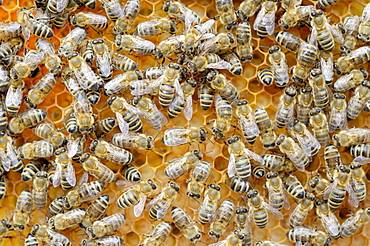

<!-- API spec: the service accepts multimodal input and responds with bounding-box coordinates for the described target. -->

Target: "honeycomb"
[0,0,370,245]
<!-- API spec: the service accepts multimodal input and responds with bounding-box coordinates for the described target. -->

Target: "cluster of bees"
[0,0,369,245]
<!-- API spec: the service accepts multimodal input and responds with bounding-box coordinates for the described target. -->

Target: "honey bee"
[246,189,283,229]
[200,33,236,55]
[132,96,168,131]
[32,171,48,211]
[117,179,159,217]
[114,0,141,34]
[310,10,344,52]
[227,136,264,181]
[283,174,305,199]
[5,79,23,116]
[221,52,243,76]
[25,73,57,108]
[275,86,297,128]
[0,22,21,41]
[21,160,46,182]
[0,176,5,200]
[13,189,32,231]
[266,172,289,211]
[253,0,277,38]
[233,207,252,246]
[358,3,370,42]
[268,46,289,88]
[276,135,310,172]
[168,78,196,121]
[189,54,229,73]
[335,46,370,74]
[287,227,331,246]
[262,154,294,172]
[257,67,274,86]
[10,50,43,81]
[229,177,251,193]
[279,5,314,30]
[318,50,334,85]
[140,221,172,246]
[31,224,71,246]
[80,153,116,183]
[92,117,116,138]
[85,213,125,239]
[198,82,215,111]
[334,68,368,92]
[92,39,112,80]
[70,12,107,29]
[17,7,54,40]
[208,233,244,246]
[333,128,370,147]
[164,150,203,179]
[8,108,47,135]
[318,0,343,7]
[209,74,239,101]
[0,219,12,242]
[340,207,370,238]
[198,183,221,224]
[99,0,123,22]
[187,160,211,200]
[340,16,360,55]
[163,1,201,25]
[327,93,348,133]
[34,123,65,150]
[309,108,330,146]
[237,0,261,20]
[315,199,340,238]
[154,35,184,59]
[35,38,63,75]
[0,37,23,60]
[347,80,370,120]
[47,197,64,217]
[171,206,202,244]
[106,70,142,96]
[51,0,79,29]
[115,34,155,55]
[255,241,290,246]
[0,131,21,172]
[274,31,303,53]
[51,147,77,190]
[123,165,141,182]
[235,99,259,144]
[0,65,10,92]
[82,236,124,246]
[297,41,318,69]
[48,208,86,230]
[215,0,237,30]
[211,95,233,140]
[349,156,369,204]
[2,55,24,68]
[18,140,54,160]
[254,107,277,150]
[59,27,87,57]
[90,140,133,165]
[235,20,253,62]
[309,175,330,196]
[135,18,176,37]
[81,195,110,228]
[288,192,315,228]
[289,120,321,157]
[349,144,370,158]
[162,127,207,146]
[147,181,180,220]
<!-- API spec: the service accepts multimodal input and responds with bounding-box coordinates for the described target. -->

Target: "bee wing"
[174,78,184,100]
[323,180,337,200]
[53,163,61,187]
[122,99,144,117]
[352,156,370,165]
[84,13,107,24]
[264,201,284,220]
[0,143,10,172]
[67,138,79,158]
[185,10,197,33]
[45,229,68,246]
[341,211,361,231]
[333,73,353,92]
[66,162,76,187]
[320,56,334,83]
[130,37,155,50]
[96,51,111,78]
[244,148,264,165]
[145,75,163,95]
[283,189,290,210]
[263,11,276,35]
[228,153,236,178]
[134,196,146,217]
[146,192,164,209]
[25,51,44,67]
[199,36,218,55]
[197,19,215,36]
[237,112,260,138]
[157,201,171,220]
[152,103,168,127]
[56,0,68,12]
[208,240,227,246]
[129,80,150,96]
[116,180,136,189]
[184,95,193,121]
[321,212,340,237]
[253,6,265,31]
[36,39,54,56]
[296,136,312,157]
[328,23,344,44]
[116,112,129,134]
[309,28,318,46]
[206,61,231,70]
[5,84,22,110]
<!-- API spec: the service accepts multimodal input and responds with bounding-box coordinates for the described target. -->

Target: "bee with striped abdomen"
[289,120,321,157]
[80,153,116,183]
[168,78,196,121]
[262,154,294,172]
[92,39,112,80]
[18,140,55,160]
[114,0,141,34]
[8,108,47,135]
[85,213,126,239]
[335,46,370,74]
[187,160,211,200]
[162,127,207,147]
[253,0,277,38]
[90,140,134,165]
[287,227,331,246]
[288,192,315,228]
[268,46,289,88]
[13,190,32,231]
[198,183,221,224]
[171,206,202,244]
[275,86,297,128]
[48,208,86,230]
[358,3,370,42]
[31,224,71,246]
[347,80,370,120]
[47,197,64,217]
[81,195,110,228]
[164,150,203,180]
[235,99,259,144]
[132,96,168,131]
[309,108,330,147]
[237,0,262,20]
[236,20,253,62]
[266,172,289,211]
[315,199,340,238]
[283,174,305,200]
[70,12,107,29]
[115,34,155,55]
[210,73,239,101]
[340,207,370,238]
[328,93,347,133]
[257,67,274,86]
[32,171,49,211]
[255,107,277,150]
[123,165,141,182]
[140,221,172,246]
[33,123,66,148]
[92,117,116,138]
[135,18,176,37]
[333,128,370,147]
[334,68,368,93]
[25,73,57,108]
[276,135,310,172]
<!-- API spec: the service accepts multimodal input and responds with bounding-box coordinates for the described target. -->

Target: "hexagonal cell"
[133,219,151,234]
[56,92,73,108]
[125,232,140,246]
[214,156,228,172]
[350,1,365,16]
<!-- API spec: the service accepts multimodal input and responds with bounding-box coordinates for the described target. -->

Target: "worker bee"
[309,175,330,196]
[328,93,348,133]
[221,52,243,76]
[171,206,202,243]
[80,153,116,183]
[35,38,63,75]
[209,74,239,101]
[266,172,289,211]
[275,31,303,53]
[254,107,277,150]
[296,40,318,69]
[349,156,369,204]
[113,0,141,34]
[257,67,274,86]
[0,219,12,242]
[235,21,253,62]
[237,0,261,20]
[2,55,23,69]
[32,171,49,211]
[309,108,330,146]
[92,117,116,139]
[198,183,221,224]
[85,213,125,239]
[188,54,229,74]
[335,46,370,74]
[70,12,107,29]
[47,197,64,217]
[91,39,112,80]
[132,96,168,131]
[168,78,196,121]
[253,0,277,38]
[140,221,172,246]
[246,189,283,229]
[276,135,310,172]
[208,232,244,246]
[340,207,370,238]
[80,195,110,229]
[163,1,201,25]
[13,189,32,231]
[154,35,184,59]
[0,37,23,60]
[106,70,142,96]
[5,79,23,116]
[268,46,289,88]
[229,177,251,193]
[227,136,264,181]
[122,165,141,182]
[347,80,370,120]
[90,140,133,165]
[283,174,305,199]
[340,16,360,55]
[17,7,54,40]
[135,18,176,37]
[147,181,180,220]
[8,108,47,135]
[262,154,295,172]
[334,68,368,92]
[211,95,233,140]
[310,10,344,52]
[59,27,87,57]
[0,65,10,93]
[0,131,20,172]
[82,236,124,246]
[291,64,309,86]
[279,4,315,30]
[117,179,159,217]
[358,3,370,42]
[48,208,86,230]
[215,0,237,30]
[288,192,315,228]
[289,120,321,157]
[115,34,155,55]
[333,128,370,147]
[34,123,66,149]
[255,241,290,246]
[25,73,57,108]
[164,150,203,179]
[315,199,340,238]
[233,207,252,245]
[187,160,211,200]
[198,82,215,111]
[235,99,259,144]
[199,32,236,56]
[349,144,370,158]
[18,140,55,160]
[318,50,334,85]
[10,49,43,81]
[99,0,123,21]
[31,224,71,246]
[21,160,46,182]
[162,127,207,147]
[276,86,297,128]
[287,227,331,246]
[0,22,21,41]
[51,147,76,190]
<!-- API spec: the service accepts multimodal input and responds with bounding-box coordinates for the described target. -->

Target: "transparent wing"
[184,95,193,121]
[263,11,276,35]
[5,84,22,110]
[152,103,168,127]
[352,156,370,165]
[67,138,79,158]
[105,0,124,19]
[196,19,215,36]
[206,61,231,70]
[56,0,68,12]
[162,128,190,146]
[134,196,146,217]
[253,6,266,31]
[145,75,164,93]
[361,4,370,22]
[309,27,318,46]
[347,181,359,208]
[228,153,236,178]
[66,162,76,186]
[341,211,361,230]
[36,38,54,56]
[45,229,68,246]
[0,145,10,172]
[283,189,290,210]
[328,23,344,44]
[244,148,264,165]
[25,51,44,68]
[320,56,334,83]
[116,180,136,189]
[122,99,143,117]
[237,112,259,139]
[264,202,284,220]
[185,10,197,33]
[130,37,155,50]
[83,12,107,24]
[333,73,353,92]
[116,112,129,134]
[208,240,226,246]
[323,180,337,200]
[174,78,184,100]
[53,163,61,187]
[77,172,88,186]
[157,201,171,220]
[321,212,340,237]
[96,51,111,78]
[146,192,164,209]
